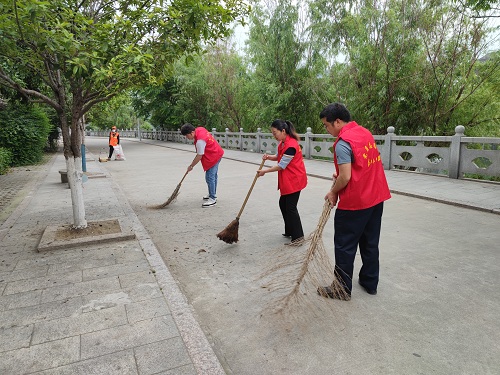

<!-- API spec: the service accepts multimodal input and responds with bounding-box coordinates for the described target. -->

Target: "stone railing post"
[304,127,312,159]
[449,125,465,179]
[225,128,229,148]
[257,128,261,153]
[382,126,395,170]
[239,128,244,151]
[212,128,217,144]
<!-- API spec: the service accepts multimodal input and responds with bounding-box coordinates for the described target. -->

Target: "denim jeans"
[205,160,220,200]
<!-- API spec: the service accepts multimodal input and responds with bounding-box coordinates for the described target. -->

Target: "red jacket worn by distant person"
[194,127,224,171]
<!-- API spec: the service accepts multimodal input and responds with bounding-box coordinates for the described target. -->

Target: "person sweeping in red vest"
[108,126,119,160]
[318,103,391,300]
[181,123,224,208]
[257,119,308,244]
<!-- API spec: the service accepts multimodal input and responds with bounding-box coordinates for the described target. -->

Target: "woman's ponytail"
[271,119,299,141]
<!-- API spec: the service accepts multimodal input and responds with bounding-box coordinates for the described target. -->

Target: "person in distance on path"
[318,103,391,300]
[108,126,119,160]
[257,119,308,244]
[181,123,224,208]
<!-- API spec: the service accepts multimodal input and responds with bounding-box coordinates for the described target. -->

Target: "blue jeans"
[205,160,221,200]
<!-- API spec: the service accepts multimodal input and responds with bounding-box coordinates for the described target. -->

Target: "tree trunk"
[66,155,87,228]
[60,110,87,229]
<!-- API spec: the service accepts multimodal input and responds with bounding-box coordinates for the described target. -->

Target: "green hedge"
[0,147,12,175]
[0,104,51,166]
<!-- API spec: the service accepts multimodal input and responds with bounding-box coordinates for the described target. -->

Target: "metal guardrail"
[86,126,500,179]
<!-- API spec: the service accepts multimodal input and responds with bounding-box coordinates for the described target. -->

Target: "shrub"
[0,104,51,166]
[0,147,12,174]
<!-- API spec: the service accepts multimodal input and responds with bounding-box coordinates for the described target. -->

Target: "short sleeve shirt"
[335,139,353,164]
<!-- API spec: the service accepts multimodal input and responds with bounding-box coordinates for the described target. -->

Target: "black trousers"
[333,202,384,293]
[108,145,115,159]
[279,191,304,241]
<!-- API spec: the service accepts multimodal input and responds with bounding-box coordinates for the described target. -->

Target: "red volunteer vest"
[334,121,391,210]
[109,131,119,146]
[277,136,308,195]
[194,127,224,171]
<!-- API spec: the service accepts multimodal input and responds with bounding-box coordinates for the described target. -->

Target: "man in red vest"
[181,123,224,207]
[318,103,391,300]
[108,126,119,160]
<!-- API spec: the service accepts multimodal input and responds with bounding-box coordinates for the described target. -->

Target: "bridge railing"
[86,126,500,180]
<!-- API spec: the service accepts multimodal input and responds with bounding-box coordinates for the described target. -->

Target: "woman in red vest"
[108,126,119,160]
[257,119,307,244]
[318,103,391,300]
[181,123,224,208]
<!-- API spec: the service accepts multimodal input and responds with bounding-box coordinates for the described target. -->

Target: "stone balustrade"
[86,126,500,179]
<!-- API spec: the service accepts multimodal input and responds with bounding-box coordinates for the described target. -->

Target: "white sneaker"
[202,198,217,207]
[202,195,210,200]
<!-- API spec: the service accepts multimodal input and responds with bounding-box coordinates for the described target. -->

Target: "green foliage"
[140,121,154,131]
[131,79,180,130]
[129,0,499,137]
[0,0,250,159]
[463,0,497,11]
[452,51,500,137]
[0,147,12,174]
[0,104,51,166]
[246,0,325,132]
[46,124,60,152]
[87,95,138,130]
[308,0,500,135]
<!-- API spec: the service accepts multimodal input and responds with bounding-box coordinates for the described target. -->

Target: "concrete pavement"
[128,137,500,215]
[0,137,499,374]
[0,149,224,375]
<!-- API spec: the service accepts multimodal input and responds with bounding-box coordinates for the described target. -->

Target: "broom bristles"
[151,184,181,209]
[258,200,350,320]
[217,218,239,244]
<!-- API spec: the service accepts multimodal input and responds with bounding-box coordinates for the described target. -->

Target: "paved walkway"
[131,137,500,215]
[0,138,499,375]
[0,150,223,375]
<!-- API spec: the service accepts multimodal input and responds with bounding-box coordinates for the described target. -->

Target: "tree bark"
[60,104,88,229]
[66,156,87,228]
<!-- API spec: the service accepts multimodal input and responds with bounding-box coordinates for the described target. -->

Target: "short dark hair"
[180,123,195,135]
[319,103,351,123]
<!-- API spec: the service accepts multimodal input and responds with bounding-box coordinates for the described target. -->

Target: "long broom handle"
[236,158,266,219]
[178,170,189,185]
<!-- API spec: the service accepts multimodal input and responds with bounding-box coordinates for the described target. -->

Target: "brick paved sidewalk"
[0,155,56,227]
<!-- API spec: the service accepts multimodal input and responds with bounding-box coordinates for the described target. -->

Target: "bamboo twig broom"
[258,185,350,318]
[152,170,189,209]
[217,158,266,244]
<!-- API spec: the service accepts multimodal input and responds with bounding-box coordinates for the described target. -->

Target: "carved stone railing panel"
[86,126,500,179]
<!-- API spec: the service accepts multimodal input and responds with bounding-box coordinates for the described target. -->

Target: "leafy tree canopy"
[0,0,249,137]
[0,0,249,227]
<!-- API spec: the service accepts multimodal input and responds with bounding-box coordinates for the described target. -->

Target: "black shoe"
[358,280,377,295]
[317,286,351,301]
[282,233,291,237]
